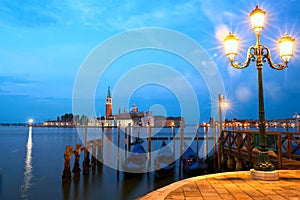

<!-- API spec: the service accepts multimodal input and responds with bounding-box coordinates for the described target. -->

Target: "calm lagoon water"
[0,125,297,200]
[0,126,210,200]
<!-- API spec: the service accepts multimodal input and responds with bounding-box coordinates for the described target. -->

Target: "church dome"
[130,104,138,113]
[293,112,300,119]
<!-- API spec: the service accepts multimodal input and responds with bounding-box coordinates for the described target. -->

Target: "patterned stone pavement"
[138,170,300,200]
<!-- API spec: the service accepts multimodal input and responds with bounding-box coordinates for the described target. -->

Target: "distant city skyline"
[0,0,299,123]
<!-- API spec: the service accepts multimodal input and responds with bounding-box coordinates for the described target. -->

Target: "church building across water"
[102,86,182,128]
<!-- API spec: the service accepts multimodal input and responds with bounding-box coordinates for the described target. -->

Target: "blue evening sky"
[0,0,299,123]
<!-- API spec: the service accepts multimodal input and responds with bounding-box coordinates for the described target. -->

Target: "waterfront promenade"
[139,170,300,200]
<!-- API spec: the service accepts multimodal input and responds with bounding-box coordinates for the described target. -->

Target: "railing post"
[288,134,292,159]
[221,130,230,170]
[217,130,224,171]
[247,132,253,168]
[277,133,282,169]
[228,131,232,153]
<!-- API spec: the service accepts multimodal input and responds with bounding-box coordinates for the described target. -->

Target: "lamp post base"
[250,169,279,180]
[254,150,275,171]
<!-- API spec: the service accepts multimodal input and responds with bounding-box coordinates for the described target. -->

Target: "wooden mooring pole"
[196,124,199,155]
[117,123,121,178]
[91,140,97,168]
[62,145,73,182]
[124,127,128,159]
[72,144,82,176]
[82,143,90,175]
[179,118,184,176]
[128,124,131,152]
[172,125,175,159]
[97,139,103,165]
[147,123,152,173]
[204,123,208,160]
[212,118,217,171]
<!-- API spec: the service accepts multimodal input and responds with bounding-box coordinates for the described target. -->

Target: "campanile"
[105,86,113,120]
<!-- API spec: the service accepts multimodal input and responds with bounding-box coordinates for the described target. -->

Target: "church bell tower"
[105,86,113,120]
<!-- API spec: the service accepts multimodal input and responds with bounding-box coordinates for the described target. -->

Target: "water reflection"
[60,126,213,199]
[20,126,33,199]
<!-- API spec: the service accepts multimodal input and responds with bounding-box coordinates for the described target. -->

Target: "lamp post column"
[255,59,274,170]
[218,94,223,133]
[257,65,266,151]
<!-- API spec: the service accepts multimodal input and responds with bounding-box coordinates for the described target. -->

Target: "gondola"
[123,143,147,173]
[182,146,208,175]
[154,141,175,178]
[130,137,144,145]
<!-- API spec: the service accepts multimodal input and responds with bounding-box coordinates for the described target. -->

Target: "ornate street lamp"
[223,6,295,171]
[218,94,229,133]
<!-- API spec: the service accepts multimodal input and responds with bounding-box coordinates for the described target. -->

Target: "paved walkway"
[139,170,300,200]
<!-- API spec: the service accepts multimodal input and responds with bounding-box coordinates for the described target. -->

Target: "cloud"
[0,73,72,99]
[200,1,242,42]
[0,0,204,30]
[227,64,242,78]
[235,85,252,102]
[0,74,38,95]
[0,0,63,27]
[0,74,33,85]
[0,74,38,91]
[215,24,230,42]
[264,81,283,102]
[0,93,72,123]
[96,0,203,31]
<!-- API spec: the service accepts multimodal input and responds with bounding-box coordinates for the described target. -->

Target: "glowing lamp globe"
[250,6,266,34]
[28,119,34,126]
[278,33,295,63]
[224,32,239,61]
[220,100,229,110]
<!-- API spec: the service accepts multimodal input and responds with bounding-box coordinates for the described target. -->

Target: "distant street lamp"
[223,6,295,171]
[28,119,34,127]
[218,94,229,133]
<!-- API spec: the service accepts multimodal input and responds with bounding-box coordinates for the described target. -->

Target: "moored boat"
[123,143,147,173]
[154,140,175,178]
[182,146,208,175]
[130,137,144,145]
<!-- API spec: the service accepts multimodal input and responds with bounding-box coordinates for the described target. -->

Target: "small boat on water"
[123,143,147,173]
[182,146,208,175]
[155,141,175,178]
